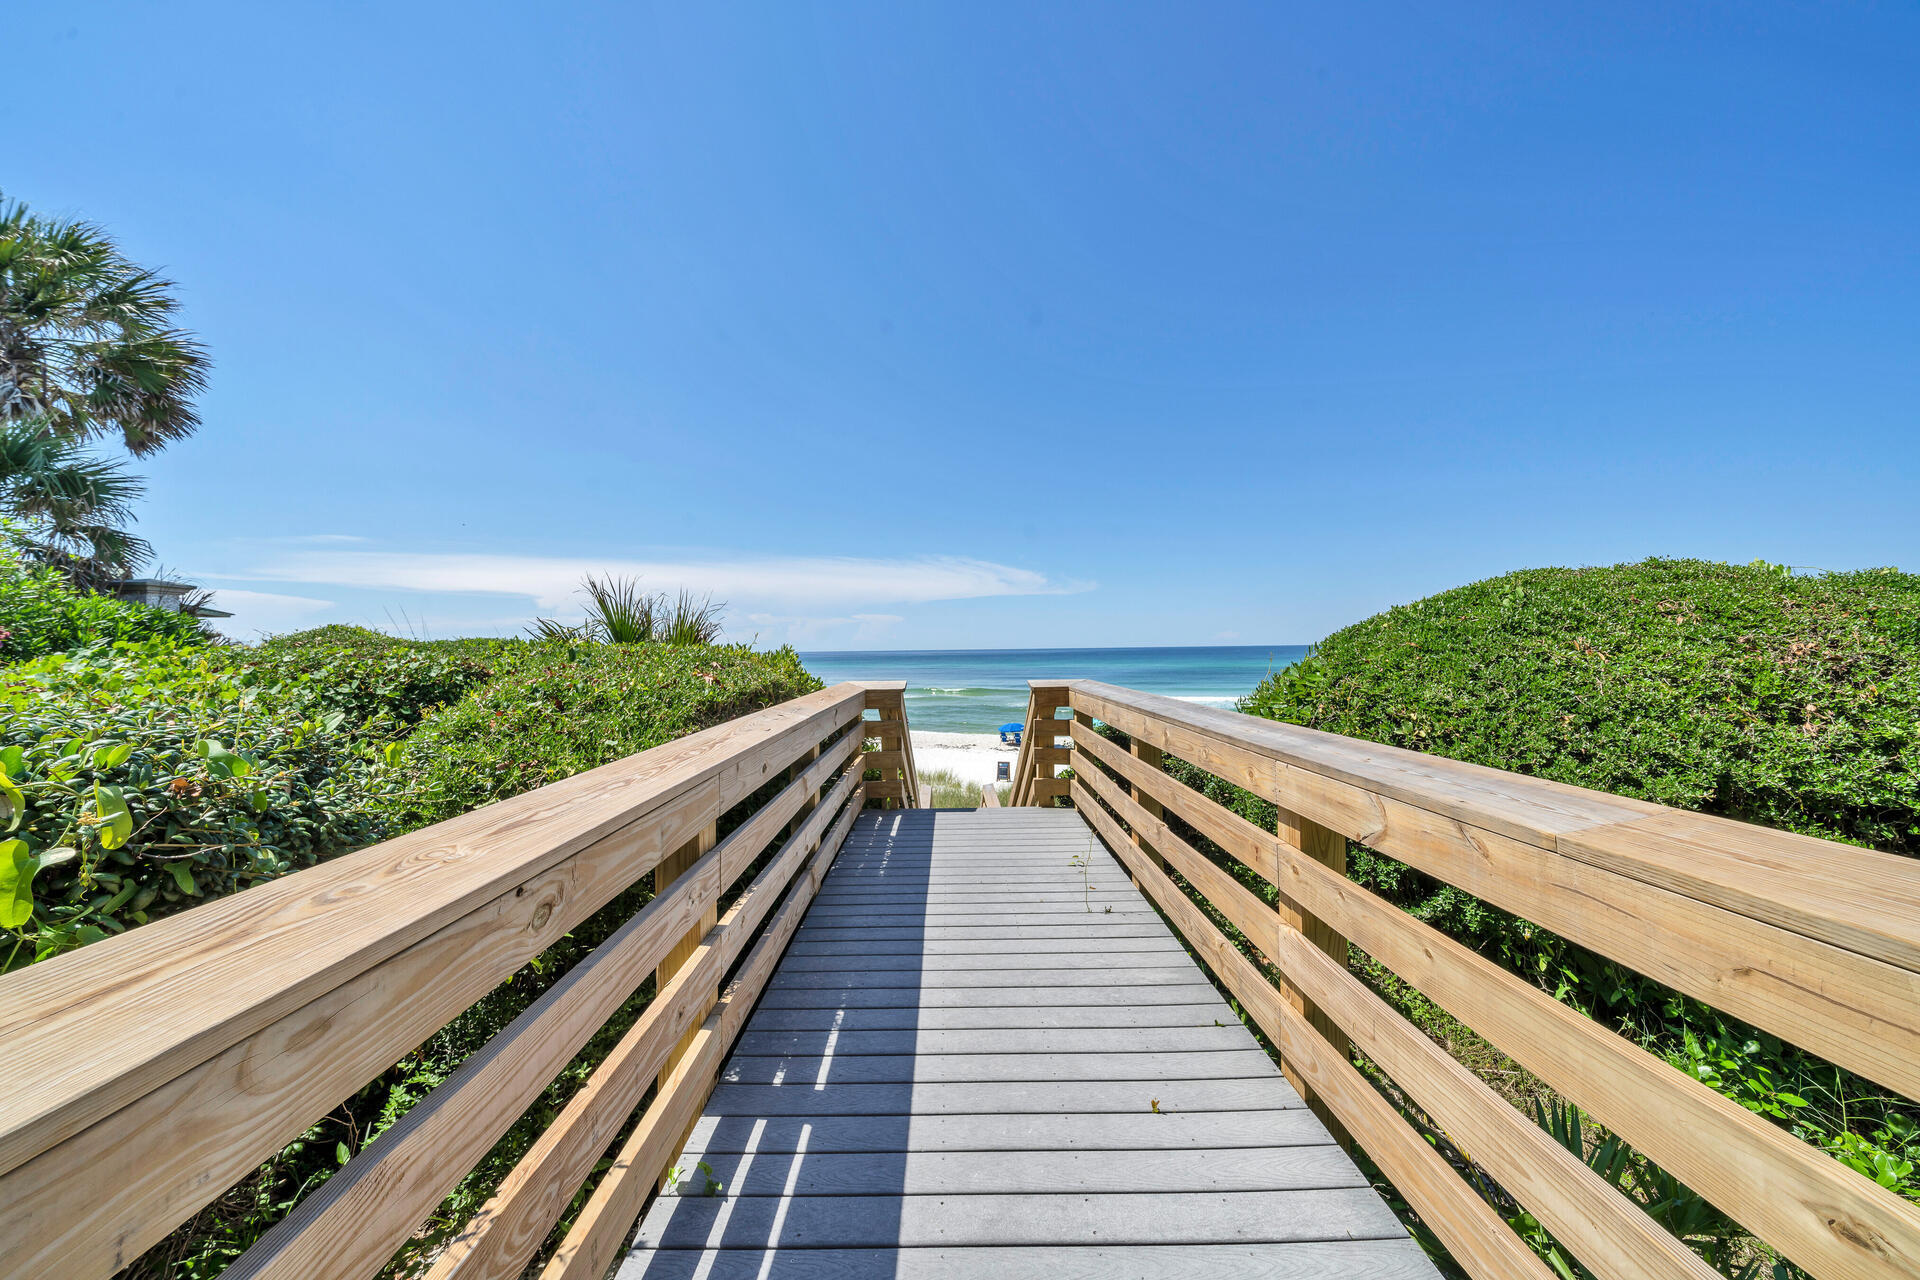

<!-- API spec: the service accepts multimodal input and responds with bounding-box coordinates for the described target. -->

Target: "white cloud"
[249,550,1091,610]
[209,588,337,611]
[266,533,370,545]
[200,588,337,641]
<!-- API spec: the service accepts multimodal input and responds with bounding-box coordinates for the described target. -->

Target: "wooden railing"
[1007,679,1073,806]
[0,680,916,1280]
[1017,679,1920,1280]
[859,678,921,807]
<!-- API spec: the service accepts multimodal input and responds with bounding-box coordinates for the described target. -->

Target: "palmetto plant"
[0,417,151,584]
[581,573,662,644]
[0,192,210,456]
[527,576,726,646]
[660,588,724,645]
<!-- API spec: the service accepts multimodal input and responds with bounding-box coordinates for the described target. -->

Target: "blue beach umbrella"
[998,721,1024,744]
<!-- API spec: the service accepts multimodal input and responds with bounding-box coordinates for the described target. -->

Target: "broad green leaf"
[194,739,254,779]
[169,862,198,895]
[0,771,21,833]
[96,742,134,769]
[0,746,23,776]
[94,784,133,850]
[0,839,36,929]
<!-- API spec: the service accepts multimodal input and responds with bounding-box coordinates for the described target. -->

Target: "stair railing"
[0,680,913,1280]
[1051,678,1920,1280]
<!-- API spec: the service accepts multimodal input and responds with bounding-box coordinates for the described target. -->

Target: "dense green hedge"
[0,640,385,965]
[1246,558,1920,851]
[1195,558,1920,1273]
[241,626,504,737]
[102,630,822,1277]
[0,536,207,662]
[392,639,821,827]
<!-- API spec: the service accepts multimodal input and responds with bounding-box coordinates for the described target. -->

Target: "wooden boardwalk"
[619,807,1437,1278]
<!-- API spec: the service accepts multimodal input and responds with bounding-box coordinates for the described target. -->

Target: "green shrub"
[1245,558,1920,850]
[392,640,821,826]
[1209,557,1920,1271]
[0,533,207,662]
[0,639,385,968]
[124,637,823,1278]
[242,629,502,737]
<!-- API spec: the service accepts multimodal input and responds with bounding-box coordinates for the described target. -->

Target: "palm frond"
[0,191,209,454]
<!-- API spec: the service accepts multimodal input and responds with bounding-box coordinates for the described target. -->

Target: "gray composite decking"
[618,807,1438,1279]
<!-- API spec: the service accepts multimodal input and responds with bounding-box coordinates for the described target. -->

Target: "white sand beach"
[911,731,1021,785]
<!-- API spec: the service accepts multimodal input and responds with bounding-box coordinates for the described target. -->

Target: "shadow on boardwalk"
[618,807,1431,1279]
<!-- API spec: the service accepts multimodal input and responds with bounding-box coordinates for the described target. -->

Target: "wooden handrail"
[1062,679,1920,1280]
[1009,680,1071,806]
[857,679,922,808]
[0,682,882,1280]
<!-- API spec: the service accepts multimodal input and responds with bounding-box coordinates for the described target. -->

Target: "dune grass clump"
[918,767,1010,808]
[530,575,727,646]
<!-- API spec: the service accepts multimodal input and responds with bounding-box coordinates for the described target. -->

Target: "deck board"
[618,807,1436,1278]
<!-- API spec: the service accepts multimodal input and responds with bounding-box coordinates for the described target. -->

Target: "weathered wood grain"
[619,1241,1438,1280]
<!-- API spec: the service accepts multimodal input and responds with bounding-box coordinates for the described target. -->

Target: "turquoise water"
[798,646,1308,733]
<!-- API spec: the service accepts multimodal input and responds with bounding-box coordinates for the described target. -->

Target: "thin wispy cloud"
[208,588,336,611]
[248,550,1092,610]
[746,611,907,645]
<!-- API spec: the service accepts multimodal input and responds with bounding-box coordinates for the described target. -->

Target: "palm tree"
[0,192,209,456]
[0,417,151,586]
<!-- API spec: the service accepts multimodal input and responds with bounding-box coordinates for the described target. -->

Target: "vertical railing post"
[652,818,719,1183]
[1127,738,1167,887]
[1274,807,1352,1147]
[859,681,916,807]
[1012,681,1069,805]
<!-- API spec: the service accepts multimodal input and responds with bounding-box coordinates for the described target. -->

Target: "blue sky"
[11,2,1917,648]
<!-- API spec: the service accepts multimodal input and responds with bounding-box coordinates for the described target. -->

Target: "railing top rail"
[1065,678,1920,976]
[0,681,870,1179]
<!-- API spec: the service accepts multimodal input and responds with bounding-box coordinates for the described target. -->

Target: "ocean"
[798,645,1308,733]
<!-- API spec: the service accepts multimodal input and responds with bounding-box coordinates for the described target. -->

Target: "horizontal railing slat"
[1070,680,1920,975]
[540,791,864,1280]
[422,766,864,1280]
[1068,719,1920,1280]
[1072,779,1558,1280]
[225,755,865,1280]
[1069,680,1659,844]
[0,777,723,1279]
[1072,695,1920,1102]
[1072,746,1717,1280]
[0,683,868,1180]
